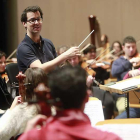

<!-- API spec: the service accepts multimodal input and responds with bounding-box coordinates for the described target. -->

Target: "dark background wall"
[0,0,7,53]
[1,0,18,56]
[3,0,140,56]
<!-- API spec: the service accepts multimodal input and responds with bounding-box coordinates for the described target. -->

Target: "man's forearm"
[40,53,67,73]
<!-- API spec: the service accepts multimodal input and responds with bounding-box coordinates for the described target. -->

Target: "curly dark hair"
[21,6,43,22]
[83,44,96,54]
[48,65,87,109]
[123,36,136,46]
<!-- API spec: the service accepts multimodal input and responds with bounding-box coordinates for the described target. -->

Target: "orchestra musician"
[18,66,121,140]
[83,44,110,85]
[0,51,7,80]
[0,50,18,82]
[67,55,95,88]
[111,36,140,81]
[0,67,49,140]
[99,34,110,59]
[17,6,80,73]
[111,36,140,115]
[67,50,114,119]
[107,41,124,60]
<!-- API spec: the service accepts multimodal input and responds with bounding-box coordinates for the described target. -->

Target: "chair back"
[6,63,19,84]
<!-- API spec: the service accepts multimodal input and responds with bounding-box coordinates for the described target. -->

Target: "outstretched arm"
[30,47,80,73]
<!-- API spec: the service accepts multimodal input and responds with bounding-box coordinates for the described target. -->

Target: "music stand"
[99,75,140,118]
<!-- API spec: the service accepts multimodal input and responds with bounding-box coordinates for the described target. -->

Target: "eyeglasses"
[27,17,43,24]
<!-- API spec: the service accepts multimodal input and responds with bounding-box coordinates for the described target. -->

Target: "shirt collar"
[25,34,44,45]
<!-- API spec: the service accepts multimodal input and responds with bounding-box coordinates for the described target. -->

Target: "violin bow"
[96,49,115,63]
[78,30,94,48]
[80,43,90,53]
[94,46,111,61]
[83,49,115,69]
[6,49,17,61]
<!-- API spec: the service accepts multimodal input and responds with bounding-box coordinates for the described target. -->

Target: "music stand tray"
[99,76,140,118]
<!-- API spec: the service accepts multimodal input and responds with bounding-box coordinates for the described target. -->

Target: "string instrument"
[89,15,101,46]
[6,49,17,64]
[130,38,140,69]
[107,50,124,61]
[6,58,17,65]
[81,61,96,76]
[16,71,57,116]
[30,83,61,116]
[16,72,26,102]
[88,15,113,65]
[32,83,52,116]
[130,53,140,69]
[1,73,9,83]
[89,60,111,70]
[82,49,115,71]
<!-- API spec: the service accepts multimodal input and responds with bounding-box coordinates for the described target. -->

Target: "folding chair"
[6,63,19,96]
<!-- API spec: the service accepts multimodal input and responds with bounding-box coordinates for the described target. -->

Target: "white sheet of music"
[109,78,140,90]
[95,124,140,140]
[84,98,104,127]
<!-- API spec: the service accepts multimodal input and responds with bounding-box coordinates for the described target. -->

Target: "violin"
[32,83,52,116]
[31,83,62,116]
[81,61,96,76]
[89,59,112,70]
[16,72,26,102]
[130,53,140,69]
[16,71,60,116]
[81,56,111,72]
[1,73,9,83]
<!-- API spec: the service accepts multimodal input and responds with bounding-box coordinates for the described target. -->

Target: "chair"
[6,63,19,95]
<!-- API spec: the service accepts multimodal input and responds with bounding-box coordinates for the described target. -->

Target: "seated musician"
[67,55,95,88]
[67,55,114,119]
[99,34,110,58]
[0,51,6,78]
[0,50,16,81]
[18,66,121,140]
[107,41,124,60]
[83,44,110,85]
[111,36,140,115]
[111,36,140,81]
[0,51,13,113]
[0,67,49,140]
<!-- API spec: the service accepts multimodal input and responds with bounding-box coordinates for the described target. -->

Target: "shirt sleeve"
[17,44,38,68]
[0,109,20,140]
[46,39,57,58]
[123,72,130,80]
[0,104,38,140]
[111,58,132,78]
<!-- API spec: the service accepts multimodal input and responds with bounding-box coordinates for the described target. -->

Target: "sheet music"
[109,78,140,90]
[84,98,104,127]
[95,124,140,140]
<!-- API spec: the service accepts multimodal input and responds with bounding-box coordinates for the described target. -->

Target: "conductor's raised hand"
[63,47,80,59]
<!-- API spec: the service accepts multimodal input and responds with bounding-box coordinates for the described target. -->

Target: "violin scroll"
[16,72,26,102]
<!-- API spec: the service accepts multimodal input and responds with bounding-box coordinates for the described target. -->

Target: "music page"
[96,124,140,140]
[84,98,104,127]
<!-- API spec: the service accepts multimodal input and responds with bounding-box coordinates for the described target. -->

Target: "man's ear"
[22,22,27,28]
[85,89,91,103]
